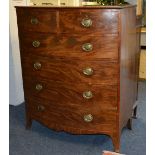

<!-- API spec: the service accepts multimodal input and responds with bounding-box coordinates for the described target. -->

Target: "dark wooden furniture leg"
[133,106,138,119]
[111,135,120,153]
[126,118,132,130]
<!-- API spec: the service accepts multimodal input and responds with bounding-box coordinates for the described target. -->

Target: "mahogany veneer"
[16,5,140,152]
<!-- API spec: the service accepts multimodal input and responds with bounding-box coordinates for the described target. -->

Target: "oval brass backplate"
[35,84,43,91]
[81,18,92,28]
[82,43,93,52]
[37,105,45,112]
[83,114,93,122]
[83,91,93,99]
[31,18,39,24]
[34,62,42,70]
[32,40,40,48]
[83,67,93,76]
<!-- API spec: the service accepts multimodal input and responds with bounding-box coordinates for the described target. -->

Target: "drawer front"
[26,97,117,131]
[20,34,119,60]
[59,9,119,34]
[23,78,118,110]
[16,8,57,33]
[21,56,118,85]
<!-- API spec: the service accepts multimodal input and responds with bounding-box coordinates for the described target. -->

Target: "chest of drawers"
[16,5,139,152]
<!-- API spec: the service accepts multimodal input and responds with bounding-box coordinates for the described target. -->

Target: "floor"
[9,82,146,155]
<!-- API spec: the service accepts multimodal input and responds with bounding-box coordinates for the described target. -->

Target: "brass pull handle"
[32,40,40,48]
[81,18,92,28]
[82,43,93,52]
[31,17,39,24]
[34,62,42,70]
[83,91,93,99]
[83,114,93,122]
[37,105,45,112]
[83,67,93,76]
[35,84,43,91]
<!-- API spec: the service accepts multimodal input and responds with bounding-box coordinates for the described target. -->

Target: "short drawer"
[20,34,119,60]
[59,9,119,34]
[16,8,57,33]
[23,78,118,110]
[21,56,118,85]
[26,97,117,132]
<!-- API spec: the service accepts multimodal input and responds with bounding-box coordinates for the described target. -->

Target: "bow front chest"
[16,5,140,152]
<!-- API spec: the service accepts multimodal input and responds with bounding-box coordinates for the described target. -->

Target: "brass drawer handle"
[81,18,92,28]
[83,91,93,99]
[37,105,45,112]
[82,43,93,52]
[34,62,42,70]
[35,84,43,91]
[31,17,39,24]
[83,67,93,76]
[83,114,93,122]
[32,40,40,48]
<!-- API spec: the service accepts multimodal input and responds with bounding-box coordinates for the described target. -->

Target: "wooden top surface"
[15,4,136,9]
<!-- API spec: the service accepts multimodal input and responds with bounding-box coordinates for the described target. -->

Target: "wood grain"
[26,97,117,132]
[19,34,119,60]
[23,77,118,110]
[16,8,57,33]
[119,7,138,133]
[21,56,118,85]
[59,9,119,34]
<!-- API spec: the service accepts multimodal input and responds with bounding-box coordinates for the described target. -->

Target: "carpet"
[9,82,146,155]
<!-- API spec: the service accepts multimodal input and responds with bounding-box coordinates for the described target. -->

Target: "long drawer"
[20,34,119,60]
[21,56,118,85]
[23,77,118,110]
[26,97,117,132]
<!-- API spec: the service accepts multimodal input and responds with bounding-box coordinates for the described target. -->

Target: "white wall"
[9,34,17,105]
[9,0,27,105]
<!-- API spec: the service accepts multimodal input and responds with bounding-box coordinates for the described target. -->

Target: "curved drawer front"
[21,56,118,85]
[23,78,118,110]
[26,97,117,132]
[16,8,119,34]
[16,8,57,33]
[59,9,119,34]
[20,34,119,60]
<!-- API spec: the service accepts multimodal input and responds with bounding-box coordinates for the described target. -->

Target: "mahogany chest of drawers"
[16,5,139,152]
